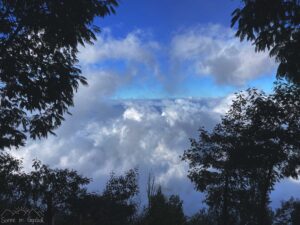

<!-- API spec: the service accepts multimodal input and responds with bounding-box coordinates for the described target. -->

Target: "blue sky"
[98,0,239,40]
[14,0,297,215]
[88,0,277,99]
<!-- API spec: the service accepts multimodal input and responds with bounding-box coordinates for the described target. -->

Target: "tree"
[30,160,90,225]
[182,82,300,225]
[0,0,118,150]
[182,124,252,225]
[0,152,23,208]
[71,169,139,225]
[186,209,218,225]
[101,169,139,225]
[140,185,186,225]
[231,0,300,84]
[274,198,300,225]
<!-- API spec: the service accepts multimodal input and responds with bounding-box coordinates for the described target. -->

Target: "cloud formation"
[78,24,277,95]
[78,29,159,70]
[11,24,297,215]
[13,83,225,214]
[170,24,276,86]
[13,77,300,213]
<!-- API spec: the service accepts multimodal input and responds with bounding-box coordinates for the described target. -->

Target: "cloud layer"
[78,24,277,96]
[13,73,228,214]
[11,24,295,215]
[170,24,276,86]
[13,78,300,213]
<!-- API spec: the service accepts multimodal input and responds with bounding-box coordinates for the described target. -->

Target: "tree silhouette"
[102,169,139,225]
[139,185,186,225]
[231,0,300,83]
[186,209,218,225]
[71,169,139,225]
[0,152,23,208]
[0,0,118,150]
[183,82,300,225]
[274,198,300,225]
[30,160,90,225]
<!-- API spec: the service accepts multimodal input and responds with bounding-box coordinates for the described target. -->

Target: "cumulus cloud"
[13,88,300,214]
[78,29,159,68]
[170,24,276,86]
[13,71,226,214]
[10,25,298,216]
[78,24,277,93]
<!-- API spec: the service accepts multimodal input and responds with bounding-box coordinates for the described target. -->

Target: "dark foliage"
[30,160,90,225]
[138,186,186,225]
[1,152,300,225]
[186,209,218,225]
[0,0,118,150]
[274,198,300,225]
[0,155,90,225]
[232,0,300,84]
[182,82,300,225]
[0,155,140,225]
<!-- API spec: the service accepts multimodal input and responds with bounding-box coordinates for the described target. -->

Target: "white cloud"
[78,29,159,68]
[170,24,276,86]
[13,92,226,214]
[123,108,143,122]
[212,94,236,114]
[10,25,297,216]
[13,93,300,213]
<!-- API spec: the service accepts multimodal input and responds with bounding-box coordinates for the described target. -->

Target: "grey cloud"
[170,24,277,86]
[10,25,299,216]
[12,91,300,214]
[13,93,225,215]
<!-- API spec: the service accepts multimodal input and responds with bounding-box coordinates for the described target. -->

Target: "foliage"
[30,160,90,225]
[0,152,300,225]
[0,0,118,150]
[0,152,24,208]
[273,198,300,225]
[68,169,139,225]
[186,209,219,225]
[182,82,300,225]
[139,185,186,225]
[232,0,300,83]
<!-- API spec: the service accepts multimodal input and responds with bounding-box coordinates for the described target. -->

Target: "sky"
[12,0,300,215]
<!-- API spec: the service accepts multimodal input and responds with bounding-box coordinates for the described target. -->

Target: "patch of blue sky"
[112,77,165,99]
[182,76,236,98]
[90,0,278,100]
[96,0,240,42]
[247,73,277,94]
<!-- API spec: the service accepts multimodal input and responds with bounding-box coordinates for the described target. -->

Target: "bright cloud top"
[13,84,226,214]
[11,24,290,215]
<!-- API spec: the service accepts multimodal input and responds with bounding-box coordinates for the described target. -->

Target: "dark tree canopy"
[0,0,118,150]
[138,186,186,225]
[274,198,300,225]
[182,82,300,225]
[71,169,139,225]
[232,0,300,83]
[30,160,90,225]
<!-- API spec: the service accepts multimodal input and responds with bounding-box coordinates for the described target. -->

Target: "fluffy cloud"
[78,29,159,68]
[78,25,277,93]
[13,83,300,214]
[11,25,299,216]
[12,69,226,214]
[170,24,276,86]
